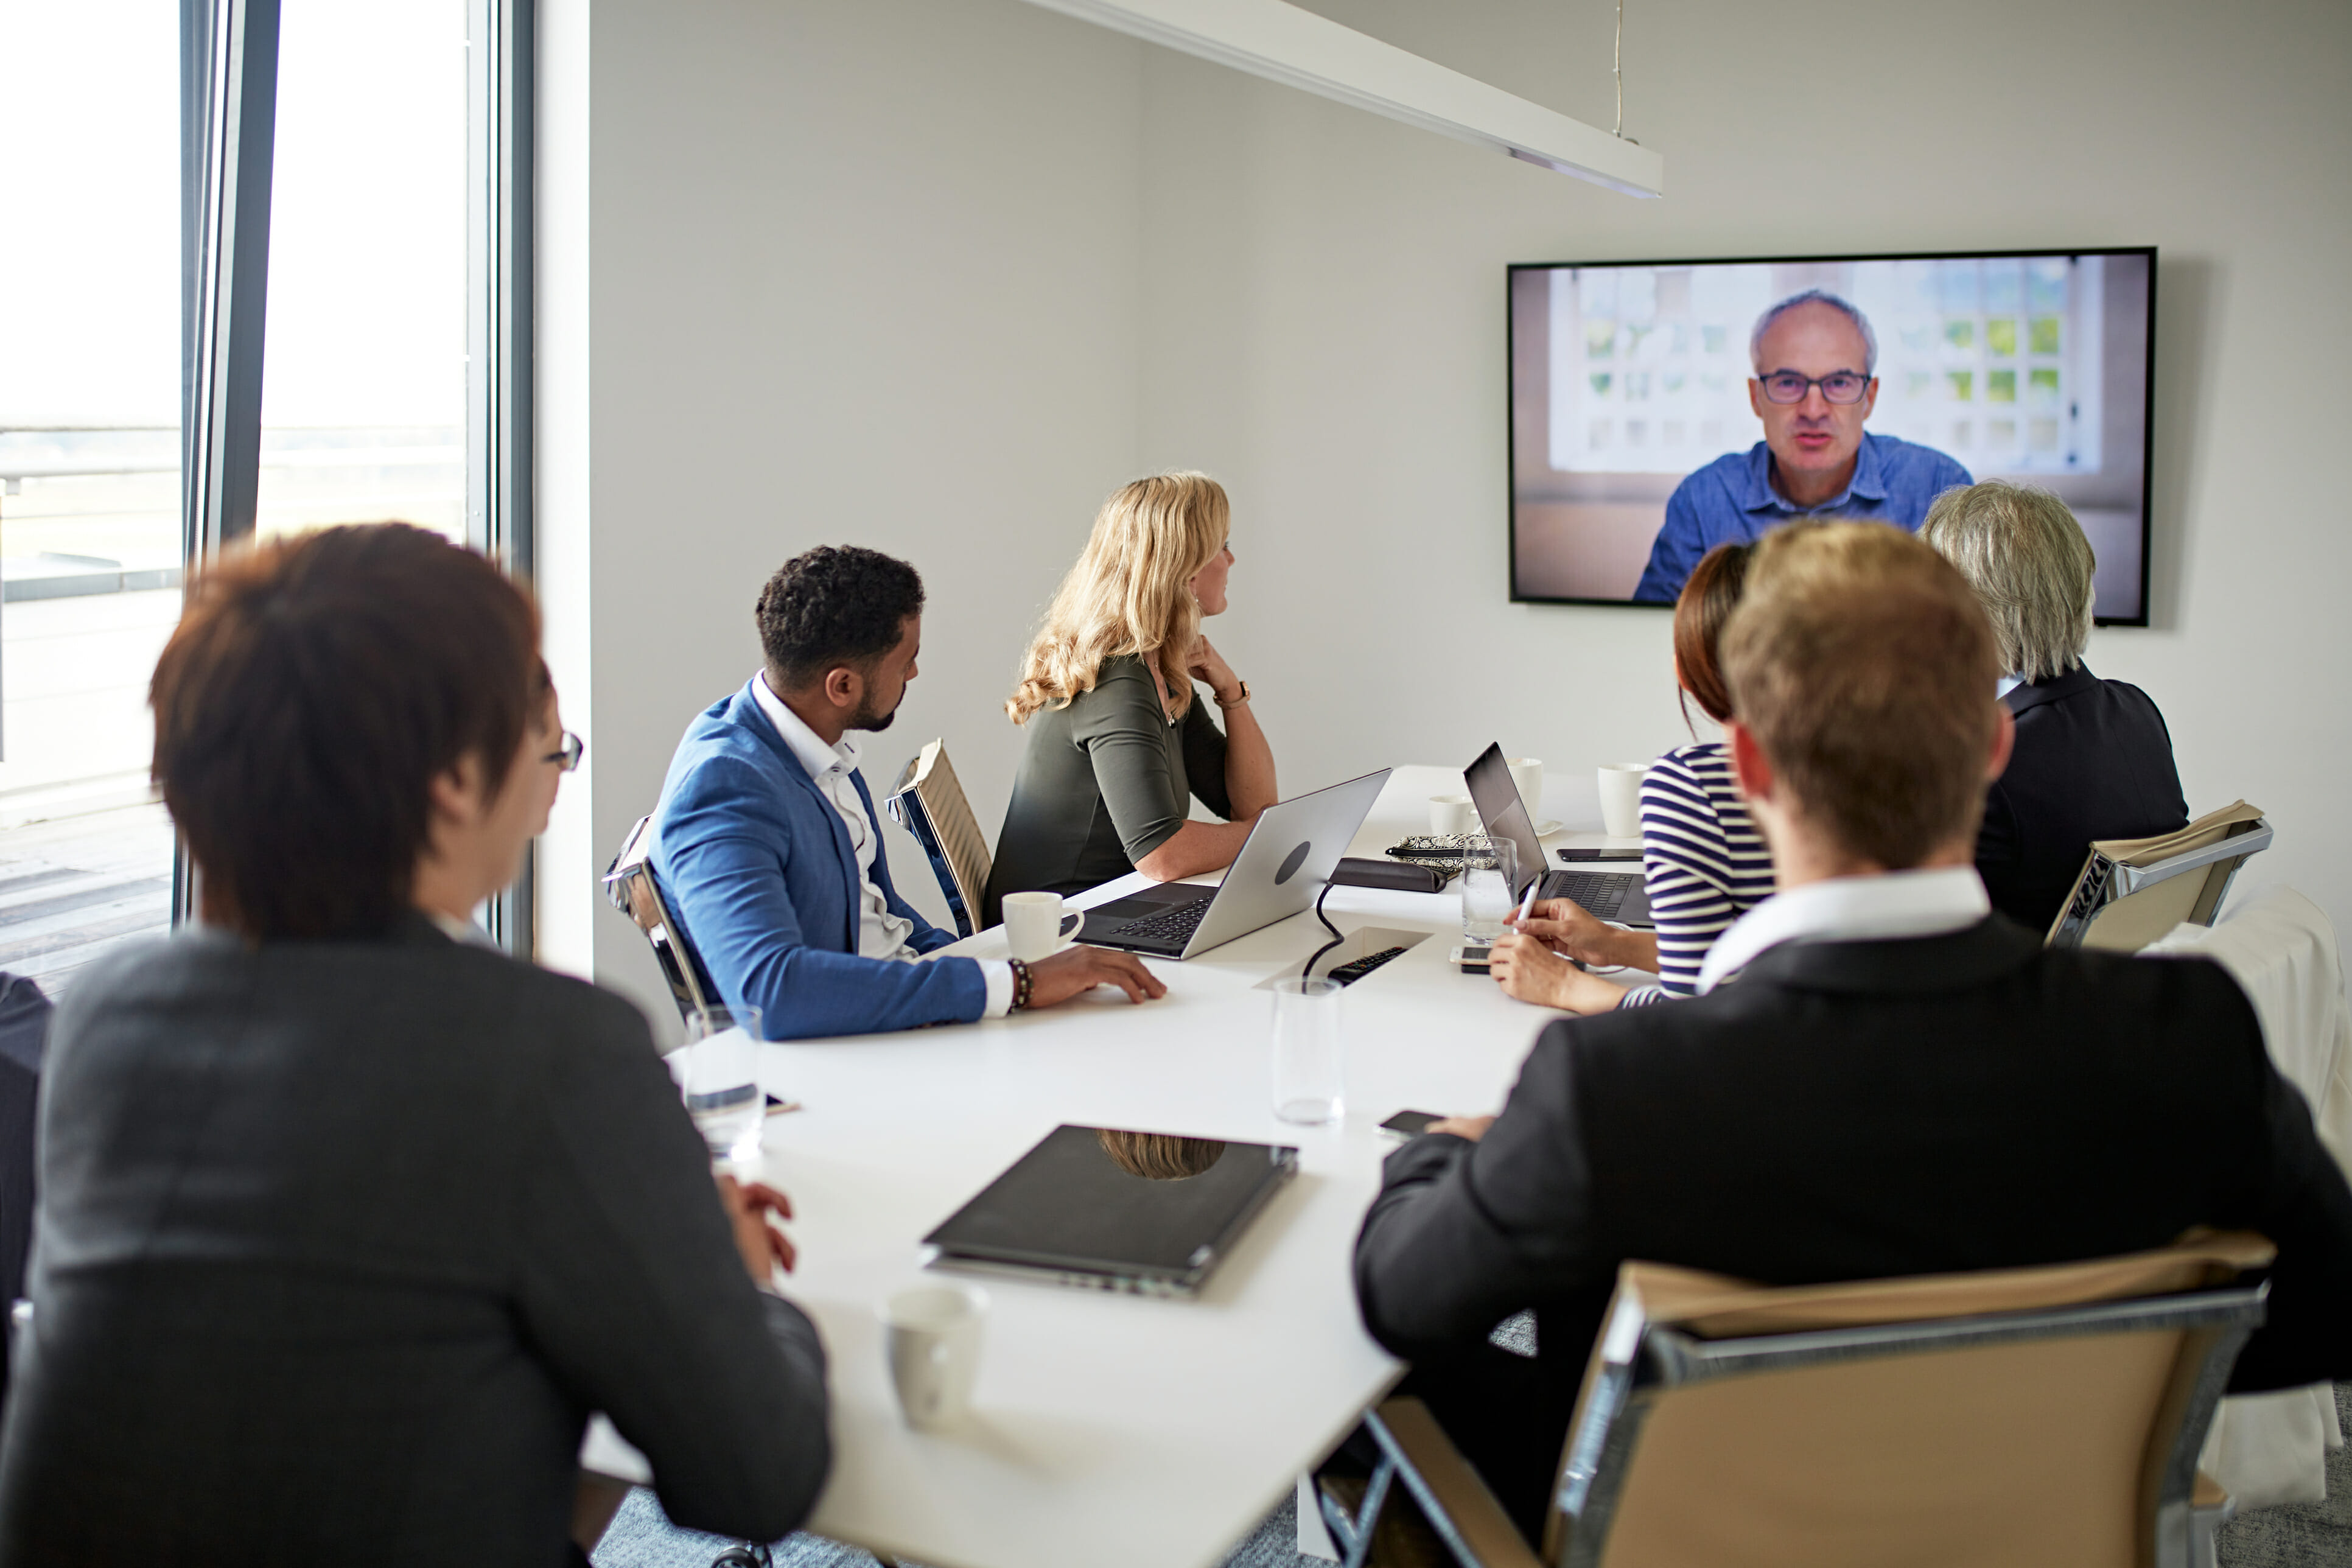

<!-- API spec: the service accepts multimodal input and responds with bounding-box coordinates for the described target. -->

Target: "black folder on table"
[922,1124,1298,1298]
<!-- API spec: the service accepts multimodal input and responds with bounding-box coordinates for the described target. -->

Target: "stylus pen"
[1512,883,1537,929]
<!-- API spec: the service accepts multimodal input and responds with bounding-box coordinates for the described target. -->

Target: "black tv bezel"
[1505,245,2157,628]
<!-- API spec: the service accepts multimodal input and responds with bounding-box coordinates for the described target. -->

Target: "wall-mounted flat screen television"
[1508,248,2154,624]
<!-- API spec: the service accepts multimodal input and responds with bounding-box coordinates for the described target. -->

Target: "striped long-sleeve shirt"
[1617,741,1775,1006]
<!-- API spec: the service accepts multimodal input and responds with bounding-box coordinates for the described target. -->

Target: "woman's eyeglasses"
[543,730,585,772]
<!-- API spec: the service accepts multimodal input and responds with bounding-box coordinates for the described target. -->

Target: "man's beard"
[849,696,897,733]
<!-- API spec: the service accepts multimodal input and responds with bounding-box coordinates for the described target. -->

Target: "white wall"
[538,0,1146,1021]
[548,0,2352,1009]
[1137,0,2352,937]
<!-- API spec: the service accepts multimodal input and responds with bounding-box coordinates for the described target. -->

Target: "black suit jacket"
[0,920,830,1567]
[1356,919,2352,1454]
[1978,663,2188,933]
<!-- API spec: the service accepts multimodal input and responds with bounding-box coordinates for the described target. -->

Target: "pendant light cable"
[1614,0,1625,138]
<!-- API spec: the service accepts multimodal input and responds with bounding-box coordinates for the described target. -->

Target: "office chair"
[2047,800,2273,953]
[1321,1231,2271,1568]
[604,813,712,1024]
[883,740,993,939]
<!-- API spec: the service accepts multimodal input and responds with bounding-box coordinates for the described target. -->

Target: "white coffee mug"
[880,1283,988,1430]
[1506,758,1544,817]
[1001,890,1085,962]
[1596,763,1651,839]
[1428,794,1477,836]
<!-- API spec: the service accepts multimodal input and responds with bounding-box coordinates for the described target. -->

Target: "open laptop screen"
[1465,743,1546,899]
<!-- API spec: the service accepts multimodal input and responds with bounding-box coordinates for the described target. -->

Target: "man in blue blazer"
[653,546,1163,1040]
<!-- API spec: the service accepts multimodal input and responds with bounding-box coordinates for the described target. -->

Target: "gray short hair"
[1749,290,1878,376]
[1918,480,2095,684]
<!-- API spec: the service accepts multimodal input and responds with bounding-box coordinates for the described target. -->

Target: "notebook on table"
[922,1124,1299,1297]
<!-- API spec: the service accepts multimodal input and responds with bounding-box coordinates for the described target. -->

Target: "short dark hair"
[1673,541,1751,729]
[755,546,925,690]
[152,523,545,940]
[1723,522,1999,869]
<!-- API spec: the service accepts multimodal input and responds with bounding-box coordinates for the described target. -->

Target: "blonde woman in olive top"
[986,472,1278,925]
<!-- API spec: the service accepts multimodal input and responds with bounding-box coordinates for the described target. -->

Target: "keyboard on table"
[1105,897,1212,946]
[1539,870,1636,920]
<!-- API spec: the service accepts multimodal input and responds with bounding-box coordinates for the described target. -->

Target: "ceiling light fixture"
[1015,0,1664,198]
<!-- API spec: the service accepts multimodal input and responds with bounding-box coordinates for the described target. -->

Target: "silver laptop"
[1081,769,1392,959]
[1465,744,1653,928]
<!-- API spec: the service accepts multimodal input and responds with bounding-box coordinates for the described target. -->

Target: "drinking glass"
[1459,835,1518,942]
[675,1004,765,1166]
[1270,977,1344,1125]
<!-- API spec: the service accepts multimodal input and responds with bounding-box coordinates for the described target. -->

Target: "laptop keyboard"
[1107,897,1213,947]
[1541,870,1634,920]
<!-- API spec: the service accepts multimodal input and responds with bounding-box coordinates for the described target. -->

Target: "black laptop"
[1465,743,1653,927]
[922,1124,1299,1297]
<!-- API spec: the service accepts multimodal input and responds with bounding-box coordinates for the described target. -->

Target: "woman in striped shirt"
[1489,542,1775,1010]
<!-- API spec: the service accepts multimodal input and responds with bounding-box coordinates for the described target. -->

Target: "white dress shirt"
[752,672,1012,1017]
[1695,864,1992,995]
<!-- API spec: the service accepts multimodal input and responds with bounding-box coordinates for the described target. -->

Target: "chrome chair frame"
[603,813,711,1024]
[883,740,993,939]
[2048,821,2273,951]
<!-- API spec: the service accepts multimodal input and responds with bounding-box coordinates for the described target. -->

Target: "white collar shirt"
[1695,865,1992,995]
[752,671,917,962]
[751,673,1012,1015]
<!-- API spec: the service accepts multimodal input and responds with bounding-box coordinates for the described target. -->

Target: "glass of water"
[1271,978,1345,1125]
[1459,835,1519,943]
[674,1004,765,1167]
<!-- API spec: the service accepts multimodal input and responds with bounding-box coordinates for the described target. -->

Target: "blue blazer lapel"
[727,678,862,950]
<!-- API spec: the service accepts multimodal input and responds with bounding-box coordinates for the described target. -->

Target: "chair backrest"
[602,813,711,1024]
[1547,1231,2275,1568]
[2048,801,2272,953]
[883,740,992,939]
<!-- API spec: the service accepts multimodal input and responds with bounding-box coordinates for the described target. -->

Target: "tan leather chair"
[883,740,992,939]
[603,813,710,1024]
[1321,1231,2272,1568]
[2047,802,2273,953]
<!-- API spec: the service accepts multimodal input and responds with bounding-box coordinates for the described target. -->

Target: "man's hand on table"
[1427,1115,1494,1142]
[718,1175,797,1283]
[1024,945,1168,1009]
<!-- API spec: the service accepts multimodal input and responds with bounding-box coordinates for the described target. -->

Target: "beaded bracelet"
[1007,958,1033,1012]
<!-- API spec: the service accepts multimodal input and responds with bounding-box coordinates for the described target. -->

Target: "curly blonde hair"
[1006,472,1230,724]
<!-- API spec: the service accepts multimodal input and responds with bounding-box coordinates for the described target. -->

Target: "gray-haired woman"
[1921,480,2187,933]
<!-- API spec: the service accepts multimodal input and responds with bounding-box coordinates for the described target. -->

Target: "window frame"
[177,0,540,954]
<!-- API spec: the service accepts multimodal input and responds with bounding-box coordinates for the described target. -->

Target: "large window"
[0,1,182,990]
[258,1,467,541]
[0,0,531,990]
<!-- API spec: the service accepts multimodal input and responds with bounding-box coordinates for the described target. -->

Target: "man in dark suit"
[1354,520,2352,1546]
[1923,479,2188,933]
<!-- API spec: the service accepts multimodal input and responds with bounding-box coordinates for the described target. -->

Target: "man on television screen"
[1632,290,1971,604]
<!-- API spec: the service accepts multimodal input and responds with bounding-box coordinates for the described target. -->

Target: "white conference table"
[587,765,1624,1568]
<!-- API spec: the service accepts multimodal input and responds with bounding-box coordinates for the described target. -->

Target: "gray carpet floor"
[593,1367,2352,1568]
[2215,1384,2352,1567]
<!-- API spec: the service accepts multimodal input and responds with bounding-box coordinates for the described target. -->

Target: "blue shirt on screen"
[1633,432,1972,603]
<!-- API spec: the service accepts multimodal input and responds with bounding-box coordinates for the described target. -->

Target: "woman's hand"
[1489,929,1627,1015]
[1513,897,1647,971]
[717,1174,797,1284]
[1185,635,1242,704]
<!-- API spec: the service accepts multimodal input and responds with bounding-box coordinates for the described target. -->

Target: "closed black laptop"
[923,1124,1299,1297]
